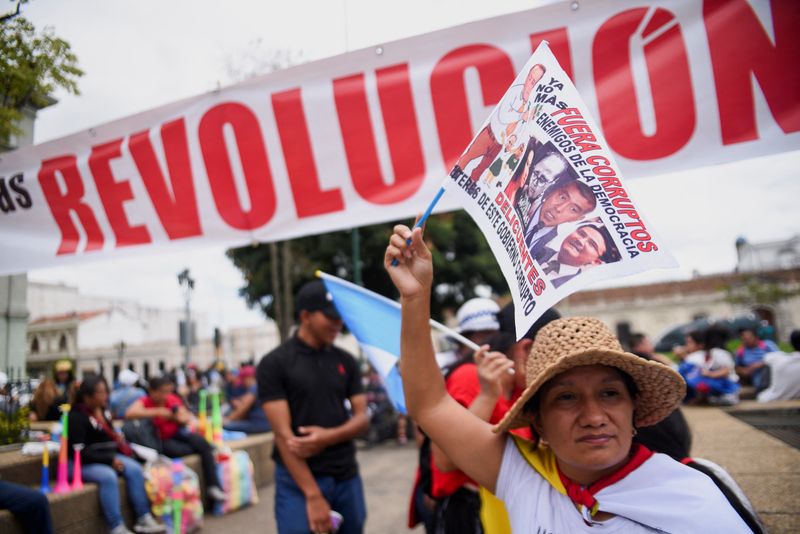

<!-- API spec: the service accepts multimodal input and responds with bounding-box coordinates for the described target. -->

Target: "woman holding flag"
[384,223,751,533]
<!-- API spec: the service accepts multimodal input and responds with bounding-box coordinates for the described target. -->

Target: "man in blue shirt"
[109,369,146,419]
[223,365,271,434]
[735,327,779,391]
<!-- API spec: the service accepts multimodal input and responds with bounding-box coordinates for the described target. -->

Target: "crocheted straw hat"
[494,317,686,432]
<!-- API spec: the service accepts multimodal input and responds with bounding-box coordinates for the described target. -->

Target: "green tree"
[227,210,508,331]
[724,276,800,307]
[0,14,83,145]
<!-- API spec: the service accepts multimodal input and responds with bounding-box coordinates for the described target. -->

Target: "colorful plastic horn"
[198,389,208,442]
[54,404,72,493]
[40,443,50,493]
[71,444,84,490]
[211,391,223,447]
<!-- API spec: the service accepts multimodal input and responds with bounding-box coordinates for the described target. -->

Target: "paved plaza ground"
[205,441,422,534]
[206,402,800,533]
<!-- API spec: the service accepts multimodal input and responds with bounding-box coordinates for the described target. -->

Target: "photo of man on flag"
[438,41,676,339]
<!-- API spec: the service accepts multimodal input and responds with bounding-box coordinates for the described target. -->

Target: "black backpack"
[121,418,163,453]
[685,458,767,534]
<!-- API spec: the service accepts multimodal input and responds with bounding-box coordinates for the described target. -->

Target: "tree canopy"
[0,15,83,144]
[724,276,800,307]
[227,210,508,329]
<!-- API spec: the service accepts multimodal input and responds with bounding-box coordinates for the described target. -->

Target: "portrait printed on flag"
[535,217,622,289]
[505,137,584,237]
[442,42,675,338]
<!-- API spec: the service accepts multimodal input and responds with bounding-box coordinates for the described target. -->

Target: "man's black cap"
[497,303,561,341]
[295,280,341,320]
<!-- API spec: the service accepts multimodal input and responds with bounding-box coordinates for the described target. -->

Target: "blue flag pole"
[416,186,446,230]
[390,186,446,266]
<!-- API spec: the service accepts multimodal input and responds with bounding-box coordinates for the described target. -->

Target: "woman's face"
[87,381,109,410]
[685,335,702,353]
[533,365,636,485]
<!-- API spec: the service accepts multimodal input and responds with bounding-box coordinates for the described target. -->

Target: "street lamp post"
[177,269,195,367]
[115,340,125,383]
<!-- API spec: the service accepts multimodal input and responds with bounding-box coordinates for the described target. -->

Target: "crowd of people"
[5,268,799,534]
[30,359,274,431]
[384,224,772,534]
[17,288,796,534]
[668,324,800,406]
[246,269,798,533]
[12,356,278,534]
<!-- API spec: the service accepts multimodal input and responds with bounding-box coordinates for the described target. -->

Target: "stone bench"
[0,433,274,533]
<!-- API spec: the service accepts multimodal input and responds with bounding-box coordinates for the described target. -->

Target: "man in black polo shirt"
[258,280,369,534]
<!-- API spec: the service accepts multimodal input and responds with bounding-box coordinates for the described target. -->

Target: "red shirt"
[431,363,531,498]
[142,393,183,440]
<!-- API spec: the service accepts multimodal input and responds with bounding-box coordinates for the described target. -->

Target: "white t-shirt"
[495,439,661,533]
[434,350,459,370]
[685,348,738,381]
[758,351,800,402]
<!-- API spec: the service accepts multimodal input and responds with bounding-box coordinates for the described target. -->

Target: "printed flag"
[442,41,676,339]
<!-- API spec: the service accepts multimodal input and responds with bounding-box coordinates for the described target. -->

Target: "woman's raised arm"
[385,224,506,492]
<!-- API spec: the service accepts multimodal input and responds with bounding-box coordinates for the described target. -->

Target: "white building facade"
[736,235,800,273]
[25,281,281,382]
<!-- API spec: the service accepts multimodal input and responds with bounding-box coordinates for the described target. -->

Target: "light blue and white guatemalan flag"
[319,272,407,414]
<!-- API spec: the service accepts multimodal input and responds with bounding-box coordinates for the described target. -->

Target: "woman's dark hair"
[486,331,515,356]
[73,375,108,406]
[791,329,800,352]
[148,375,173,391]
[686,329,705,347]
[509,137,539,190]
[688,327,729,361]
[704,325,729,351]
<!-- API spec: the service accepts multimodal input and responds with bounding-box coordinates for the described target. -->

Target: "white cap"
[456,298,500,333]
[118,369,139,386]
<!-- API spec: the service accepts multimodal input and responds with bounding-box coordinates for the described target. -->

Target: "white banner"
[444,42,675,338]
[0,0,797,274]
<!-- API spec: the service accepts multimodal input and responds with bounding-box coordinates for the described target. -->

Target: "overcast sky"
[20,0,800,330]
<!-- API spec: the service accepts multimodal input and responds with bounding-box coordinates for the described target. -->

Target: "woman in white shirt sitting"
[679,328,740,406]
[384,223,752,533]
